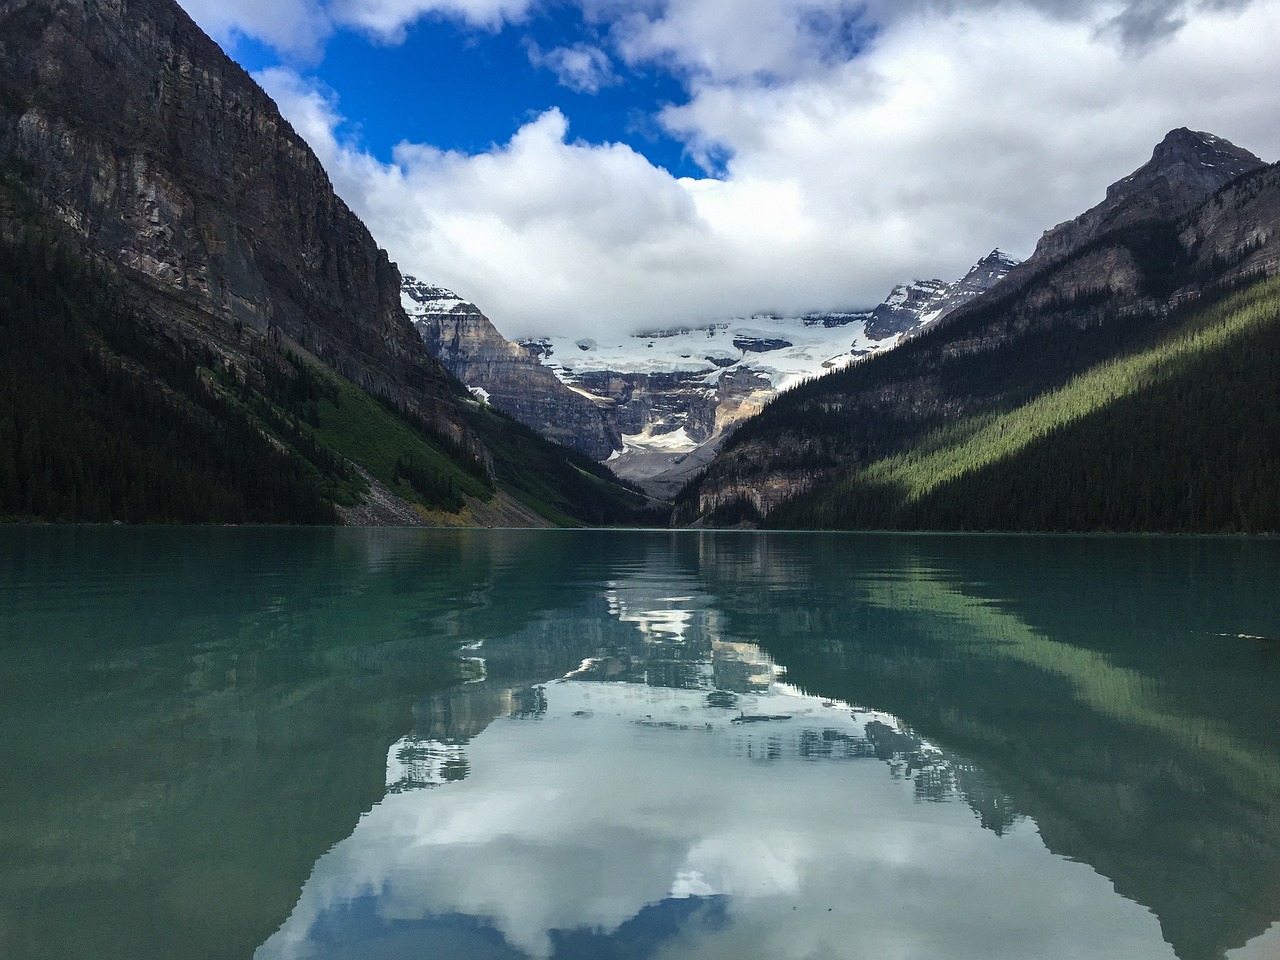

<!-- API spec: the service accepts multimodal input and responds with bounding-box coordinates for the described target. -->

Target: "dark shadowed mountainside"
[676,130,1280,533]
[0,0,649,526]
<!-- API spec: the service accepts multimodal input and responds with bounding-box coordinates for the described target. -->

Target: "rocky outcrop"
[863,251,1020,341]
[926,249,1023,322]
[1183,162,1280,284]
[402,278,621,459]
[0,0,458,425]
[571,369,718,442]
[1012,129,1265,280]
[863,278,950,340]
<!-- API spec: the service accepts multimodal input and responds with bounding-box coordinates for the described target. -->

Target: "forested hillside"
[676,145,1280,534]
[767,277,1280,532]
[0,230,340,524]
[0,198,652,526]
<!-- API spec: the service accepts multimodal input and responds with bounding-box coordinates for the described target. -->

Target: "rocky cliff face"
[1183,163,1280,283]
[0,0,457,424]
[862,278,951,340]
[402,278,621,459]
[862,250,1019,340]
[1015,128,1265,275]
[927,249,1024,321]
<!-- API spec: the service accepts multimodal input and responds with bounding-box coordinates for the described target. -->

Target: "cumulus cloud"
[181,0,537,55]
[331,0,537,39]
[601,0,875,84]
[591,0,1261,83]
[253,0,1280,339]
[180,0,332,61]
[528,41,620,93]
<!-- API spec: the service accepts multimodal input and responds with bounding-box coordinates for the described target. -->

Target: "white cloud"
[257,675,1173,960]
[602,0,871,84]
[179,0,332,61]
[330,0,537,39]
[528,42,620,94]
[255,1,1280,340]
[179,0,537,55]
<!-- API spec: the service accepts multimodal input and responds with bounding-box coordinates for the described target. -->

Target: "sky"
[177,0,1280,339]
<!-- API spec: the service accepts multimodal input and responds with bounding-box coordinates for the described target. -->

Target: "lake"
[2,527,1279,960]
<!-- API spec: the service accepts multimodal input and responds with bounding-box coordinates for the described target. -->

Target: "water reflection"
[261,651,1164,960]
[3,529,1280,960]
[254,535,1280,960]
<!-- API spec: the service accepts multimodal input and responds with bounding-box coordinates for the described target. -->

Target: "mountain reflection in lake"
[3,528,1280,960]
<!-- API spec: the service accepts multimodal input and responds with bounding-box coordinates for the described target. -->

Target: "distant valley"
[404,124,1280,533]
[405,250,1019,497]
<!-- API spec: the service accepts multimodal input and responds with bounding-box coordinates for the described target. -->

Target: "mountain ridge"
[402,276,622,460]
[994,127,1266,295]
[0,0,650,526]
[402,248,1017,498]
[0,0,459,420]
[675,129,1280,531]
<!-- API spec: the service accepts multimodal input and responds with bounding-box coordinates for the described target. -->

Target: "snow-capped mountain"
[515,250,1019,496]
[859,250,1023,340]
[401,250,1017,496]
[402,277,621,460]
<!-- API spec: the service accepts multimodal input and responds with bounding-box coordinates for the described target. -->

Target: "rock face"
[0,0,457,423]
[1019,128,1265,273]
[863,278,951,340]
[1182,163,1280,284]
[402,278,621,459]
[863,251,1021,341]
[928,249,1024,319]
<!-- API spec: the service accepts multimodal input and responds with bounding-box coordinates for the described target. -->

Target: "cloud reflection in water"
[257,581,1175,960]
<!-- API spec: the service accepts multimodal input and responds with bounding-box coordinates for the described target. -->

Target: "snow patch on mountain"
[523,313,885,395]
[400,248,1019,495]
[621,425,699,455]
[519,249,1019,400]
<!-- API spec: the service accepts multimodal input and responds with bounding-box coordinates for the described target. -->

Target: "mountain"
[675,130,1280,532]
[503,250,1017,498]
[0,0,451,415]
[861,250,1021,340]
[1005,127,1265,283]
[402,277,621,460]
[0,0,649,526]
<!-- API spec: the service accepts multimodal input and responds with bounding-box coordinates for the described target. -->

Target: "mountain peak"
[1105,127,1264,205]
[979,248,1021,267]
[1027,129,1266,267]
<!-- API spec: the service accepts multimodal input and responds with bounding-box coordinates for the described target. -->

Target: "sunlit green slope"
[768,276,1280,532]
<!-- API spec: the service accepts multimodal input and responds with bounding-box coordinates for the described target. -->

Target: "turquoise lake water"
[2,527,1279,960]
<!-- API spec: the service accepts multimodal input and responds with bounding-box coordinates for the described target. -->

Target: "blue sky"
[179,0,1280,338]
[225,8,710,178]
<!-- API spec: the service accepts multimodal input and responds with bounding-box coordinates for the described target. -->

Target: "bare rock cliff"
[0,0,457,422]
[1021,128,1265,273]
[402,279,622,459]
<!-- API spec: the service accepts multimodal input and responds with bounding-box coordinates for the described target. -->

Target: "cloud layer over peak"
[188,0,1280,338]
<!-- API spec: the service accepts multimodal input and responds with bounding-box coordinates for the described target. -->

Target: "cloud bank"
[187,0,1280,338]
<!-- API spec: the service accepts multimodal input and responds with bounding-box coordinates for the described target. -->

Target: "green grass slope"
[769,276,1280,532]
